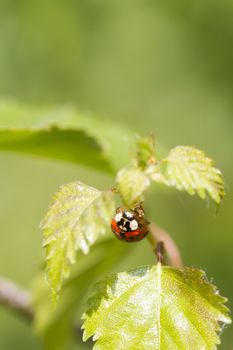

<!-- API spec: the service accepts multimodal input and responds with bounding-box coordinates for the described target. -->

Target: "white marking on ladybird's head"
[115,212,123,222]
[119,225,127,231]
[130,219,138,230]
[124,211,133,219]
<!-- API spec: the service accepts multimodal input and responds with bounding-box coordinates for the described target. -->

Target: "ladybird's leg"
[141,223,150,235]
[116,207,123,213]
[133,203,145,218]
[136,223,150,237]
[139,217,151,226]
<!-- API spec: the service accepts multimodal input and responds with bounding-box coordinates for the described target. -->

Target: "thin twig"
[155,241,165,264]
[0,278,34,321]
[0,277,87,343]
[149,224,183,268]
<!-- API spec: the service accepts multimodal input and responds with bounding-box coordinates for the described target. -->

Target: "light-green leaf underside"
[82,264,231,350]
[41,181,115,299]
[148,146,224,204]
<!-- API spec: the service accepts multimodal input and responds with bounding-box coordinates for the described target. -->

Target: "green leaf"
[33,237,129,350]
[116,167,150,207]
[0,128,112,172]
[41,181,115,300]
[0,100,134,171]
[148,146,225,204]
[82,264,231,350]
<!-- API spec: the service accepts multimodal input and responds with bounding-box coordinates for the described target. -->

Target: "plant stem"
[155,241,165,264]
[148,224,183,267]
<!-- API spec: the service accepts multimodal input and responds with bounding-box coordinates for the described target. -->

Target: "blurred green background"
[0,0,232,349]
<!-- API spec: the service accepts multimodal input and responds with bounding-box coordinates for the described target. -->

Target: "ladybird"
[111,205,150,242]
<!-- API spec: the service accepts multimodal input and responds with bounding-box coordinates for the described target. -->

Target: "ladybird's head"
[114,209,139,232]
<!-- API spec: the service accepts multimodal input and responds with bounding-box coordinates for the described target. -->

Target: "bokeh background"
[0,1,232,349]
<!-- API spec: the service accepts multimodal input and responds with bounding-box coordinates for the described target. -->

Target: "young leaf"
[116,167,150,207]
[41,181,115,300]
[134,135,156,170]
[82,264,231,350]
[148,146,225,204]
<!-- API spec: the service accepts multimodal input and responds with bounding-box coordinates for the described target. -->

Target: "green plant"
[0,101,231,350]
